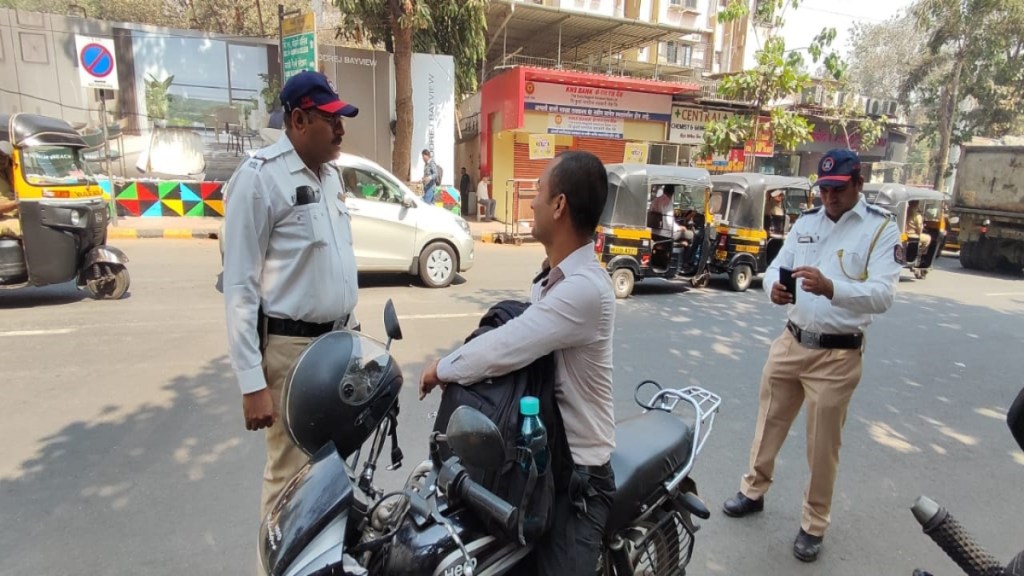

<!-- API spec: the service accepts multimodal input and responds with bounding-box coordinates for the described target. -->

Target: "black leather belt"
[787,321,862,350]
[574,461,613,476]
[267,315,347,338]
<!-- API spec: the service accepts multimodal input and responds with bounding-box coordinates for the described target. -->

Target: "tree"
[899,0,1024,191]
[332,0,487,182]
[701,0,843,168]
[846,11,926,101]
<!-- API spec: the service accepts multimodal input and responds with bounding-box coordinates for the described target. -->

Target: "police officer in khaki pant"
[222,70,360,534]
[722,149,902,562]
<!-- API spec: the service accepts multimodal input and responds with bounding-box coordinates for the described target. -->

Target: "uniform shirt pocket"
[835,249,868,281]
[281,203,327,248]
[333,196,354,246]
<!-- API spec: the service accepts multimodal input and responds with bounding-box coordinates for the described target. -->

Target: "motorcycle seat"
[604,410,694,534]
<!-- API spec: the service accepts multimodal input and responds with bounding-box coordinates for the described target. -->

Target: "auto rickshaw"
[863,183,946,279]
[707,173,811,291]
[0,113,130,299]
[595,164,715,298]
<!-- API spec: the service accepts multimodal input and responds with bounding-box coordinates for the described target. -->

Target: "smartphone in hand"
[779,267,797,302]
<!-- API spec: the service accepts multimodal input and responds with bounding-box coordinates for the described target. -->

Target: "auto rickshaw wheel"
[729,264,753,292]
[85,263,130,300]
[611,268,635,299]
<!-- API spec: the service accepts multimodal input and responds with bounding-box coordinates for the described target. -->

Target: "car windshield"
[20,146,93,186]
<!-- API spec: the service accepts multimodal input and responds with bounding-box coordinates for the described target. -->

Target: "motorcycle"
[259,300,722,576]
[910,385,1024,576]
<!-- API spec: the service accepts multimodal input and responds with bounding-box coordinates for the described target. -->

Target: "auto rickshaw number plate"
[609,245,638,256]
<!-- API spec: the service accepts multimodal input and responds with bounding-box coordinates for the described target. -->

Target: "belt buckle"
[801,330,822,349]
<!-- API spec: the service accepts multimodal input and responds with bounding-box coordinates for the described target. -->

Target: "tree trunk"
[933,58,963,192]
[390,0,414,182]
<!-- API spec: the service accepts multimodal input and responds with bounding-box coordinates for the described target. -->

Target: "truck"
[951,145,1024,273]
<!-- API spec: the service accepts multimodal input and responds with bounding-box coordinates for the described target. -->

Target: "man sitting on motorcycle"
[421,151,616,576]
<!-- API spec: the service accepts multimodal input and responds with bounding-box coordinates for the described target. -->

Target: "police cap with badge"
[280,70,360,118]
[816,149,861,187]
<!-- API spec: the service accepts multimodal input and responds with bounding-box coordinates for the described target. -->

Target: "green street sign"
[281,12,317,81]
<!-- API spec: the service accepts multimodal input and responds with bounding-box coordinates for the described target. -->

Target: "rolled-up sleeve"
[223,167,273,394]
[437,277,602,385]
[831,219,902,314]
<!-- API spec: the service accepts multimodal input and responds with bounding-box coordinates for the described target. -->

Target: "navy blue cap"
[816,149,861,186]
[279,70,358,118]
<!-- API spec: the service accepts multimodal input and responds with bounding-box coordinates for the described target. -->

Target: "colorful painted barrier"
[106,180,226,217]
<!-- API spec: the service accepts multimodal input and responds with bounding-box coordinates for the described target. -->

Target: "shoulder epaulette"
[866,204,895,220]
[801,206,822,215]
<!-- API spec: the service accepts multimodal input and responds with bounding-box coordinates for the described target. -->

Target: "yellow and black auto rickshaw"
[595,164,715,298]
[707,173,811,291]
[863,183,946,279]
[0,113,130,299]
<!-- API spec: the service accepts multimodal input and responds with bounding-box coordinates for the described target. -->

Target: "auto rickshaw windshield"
[670,183,707,213]
[20,145,94,186]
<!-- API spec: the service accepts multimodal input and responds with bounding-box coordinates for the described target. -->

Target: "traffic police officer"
[722,149,902,563]
[222,70,360,523]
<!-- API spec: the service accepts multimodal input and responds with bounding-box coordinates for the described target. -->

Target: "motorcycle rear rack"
[634,382,722,494]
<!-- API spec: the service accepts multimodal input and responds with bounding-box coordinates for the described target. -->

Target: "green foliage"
[144,74,174,120]
[703,0,842,160]
[258,73,282,111]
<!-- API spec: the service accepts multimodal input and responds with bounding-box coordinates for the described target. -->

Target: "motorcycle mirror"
[1008,386,1024,452]
[384,299,402,350]
[446,406,505,470]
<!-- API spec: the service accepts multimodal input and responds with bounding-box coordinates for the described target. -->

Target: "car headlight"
[458,219,471,235]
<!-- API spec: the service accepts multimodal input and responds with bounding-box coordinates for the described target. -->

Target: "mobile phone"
[779,267,797,302]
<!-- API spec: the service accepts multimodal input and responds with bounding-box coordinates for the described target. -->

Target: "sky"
[777,0,917,57]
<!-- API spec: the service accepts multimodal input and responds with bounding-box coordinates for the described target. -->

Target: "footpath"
[106,215,535,243]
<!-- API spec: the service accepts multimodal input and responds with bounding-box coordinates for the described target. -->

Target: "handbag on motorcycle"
[431,300,571,546]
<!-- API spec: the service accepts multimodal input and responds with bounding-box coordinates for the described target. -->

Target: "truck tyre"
[959,242,974,269]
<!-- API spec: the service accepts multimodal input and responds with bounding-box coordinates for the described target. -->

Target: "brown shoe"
[722,492,764,518]
[793,529,823,562]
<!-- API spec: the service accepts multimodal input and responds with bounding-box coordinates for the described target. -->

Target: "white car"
[220,152,474,288]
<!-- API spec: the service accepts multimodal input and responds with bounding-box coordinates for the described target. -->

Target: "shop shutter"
[574,137,627,165]
[513,142,572,180]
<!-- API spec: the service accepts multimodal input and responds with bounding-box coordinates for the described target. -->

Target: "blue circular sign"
[80,43,114,78]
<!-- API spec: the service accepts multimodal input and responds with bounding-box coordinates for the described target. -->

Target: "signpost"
[75,35,119,223]
[279,10,317,81]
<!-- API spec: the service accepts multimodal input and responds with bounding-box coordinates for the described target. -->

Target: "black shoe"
[722,492,764,518]
[793,529,823,562]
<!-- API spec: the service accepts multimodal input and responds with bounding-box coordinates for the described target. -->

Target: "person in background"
[0,143,19,238]
[477,175,496,221]
[421,149,439,204]
[459,167,472,216]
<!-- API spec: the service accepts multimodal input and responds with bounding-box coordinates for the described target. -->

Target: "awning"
[485,0,706,67]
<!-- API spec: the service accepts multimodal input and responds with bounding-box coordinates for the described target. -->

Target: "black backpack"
[431,300,571,545]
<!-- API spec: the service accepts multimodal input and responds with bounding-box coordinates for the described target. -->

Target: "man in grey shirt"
[420,151,615,575]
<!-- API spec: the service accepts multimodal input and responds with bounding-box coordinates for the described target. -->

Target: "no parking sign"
[75,35,119,90]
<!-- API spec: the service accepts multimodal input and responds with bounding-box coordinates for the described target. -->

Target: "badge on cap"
[822,157,835,172]
[894,244,905,264]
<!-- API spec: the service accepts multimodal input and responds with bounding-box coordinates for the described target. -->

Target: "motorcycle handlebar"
[456,475,517,535]
[912,495,1007,576]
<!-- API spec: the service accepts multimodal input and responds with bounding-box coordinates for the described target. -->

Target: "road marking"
[0,328,77,337]
[398,313,481,320]
[984,292,1024,297]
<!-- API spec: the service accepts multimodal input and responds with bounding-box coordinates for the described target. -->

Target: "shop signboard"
[525,81,672,122]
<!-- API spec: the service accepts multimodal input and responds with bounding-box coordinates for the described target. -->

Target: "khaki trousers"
[0,215,20,238]
[259,334,314,520]
[740,329,863,537]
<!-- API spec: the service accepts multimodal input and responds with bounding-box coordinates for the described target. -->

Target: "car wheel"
[611,267,634,299]
[729,264,753,292]
[419,242,457,288]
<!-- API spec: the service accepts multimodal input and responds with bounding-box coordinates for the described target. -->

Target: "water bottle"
[517,396,549,474]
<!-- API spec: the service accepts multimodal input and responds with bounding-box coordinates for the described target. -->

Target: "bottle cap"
[520,396,540,416]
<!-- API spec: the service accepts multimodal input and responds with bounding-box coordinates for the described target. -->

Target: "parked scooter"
[910,386,1024,576]
[259,300,722,576]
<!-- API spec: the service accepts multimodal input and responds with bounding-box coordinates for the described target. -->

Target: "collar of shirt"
[540,242,597,295]
[271,134,327,177]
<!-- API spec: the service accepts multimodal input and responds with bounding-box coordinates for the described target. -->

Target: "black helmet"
[282,331,402,458]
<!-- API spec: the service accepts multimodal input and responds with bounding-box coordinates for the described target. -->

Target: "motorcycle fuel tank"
[260,443,354,576]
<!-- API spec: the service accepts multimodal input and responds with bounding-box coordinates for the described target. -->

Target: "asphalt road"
[1,240,1022,576]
